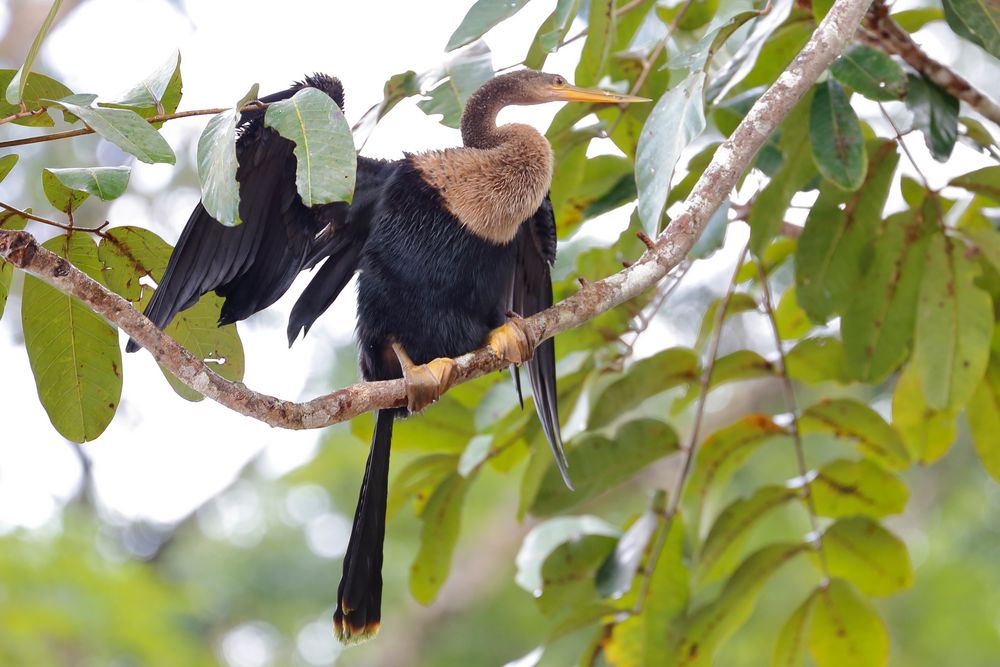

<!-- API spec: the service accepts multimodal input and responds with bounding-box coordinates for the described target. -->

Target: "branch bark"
[860,0,1000,126]
[0,0,873,431]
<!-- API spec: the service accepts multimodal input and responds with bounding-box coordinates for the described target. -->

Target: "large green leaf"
[196,84,258,226]
[914,233,994,410]
[810,80,866,191]
[772,593,817,667]
[808,579,889,667]
[45,98,176,165]
[103,51,182,116]
[968,357,1000,483]
[588,347,699,428]
[41,169,89,214]
[417,42,494,129]
[97,226,171,302]
[785,336,851,384]
[799,399,909,470]
[819,517,913,597]
[829,45,907,102]
[5,0,62,105]
[906,74,959,162]
[808,459,908,519]
[44,167,131,202]
[0,70,72,127]
[597,491,665,599]
[842,202,935,384]
[796,141,898,322]
[410,472,470,604]
[0,209,29,321]
[635,72,707,236]
[22,233,122,443]
[446,0,531,50]
[515,515,620,594]
[264,87,356,207]
[891,363,957,464]
[575,0,614,87]
[950,166,1000,201]
[942,0,1000,59]
[530,419,678,516]
[387,454,457,520]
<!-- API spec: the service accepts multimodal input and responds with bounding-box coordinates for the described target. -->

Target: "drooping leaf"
[541,0,579,52]
[841,202,935,384]
[22,233,122,443]
[104,51,182,114]
[914,233,994,410]
[785,336,851,384]
[808,458,909,518]
[353,70,420,143]
[530,419,678,516]
[635,72,707,236]
[41,168,89,214]
[950,165,1000,202]
[796,141,899,322]
[906,74,959,162]
[588,347,699,428]
[0,70,73,127]
[0,155,18,184]
[46,98,176,165]
[418,41,494,128]
[446,0,532,50]
[810,80,867,191]
[5,0,62,105]
[819,517,913,596]
[264,87,356,207]
[575,0,614,87]
[0,209,29,321]
[597,491,666,599]
[799,399,909,470]
[515,515,620,594]
[808,579,889,667]
[410,472,470,604]
[829,45,907,101]
[387,454,457,519]
[772,592,817,667]
[44,167,131,202]
[968,357,1000,483]
[196,83,259,226]
[942,0,1000,59]
[775,287,812,339]
[891,363,958,464]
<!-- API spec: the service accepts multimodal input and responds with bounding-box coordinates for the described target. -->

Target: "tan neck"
[412,124,553,245]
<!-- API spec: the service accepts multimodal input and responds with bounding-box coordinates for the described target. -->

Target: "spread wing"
[510,195,571,488]
[127,75,363,353]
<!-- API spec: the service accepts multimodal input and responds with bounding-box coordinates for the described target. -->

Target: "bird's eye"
[553,76,565,86]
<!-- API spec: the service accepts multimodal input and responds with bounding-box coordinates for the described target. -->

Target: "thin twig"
[0,107,48,126]
[756,263,829,579]
[0,200,108,235]
[614,259,693,369]
[877,102,930,190]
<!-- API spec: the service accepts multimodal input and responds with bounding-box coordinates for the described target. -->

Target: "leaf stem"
[0,107,48,126]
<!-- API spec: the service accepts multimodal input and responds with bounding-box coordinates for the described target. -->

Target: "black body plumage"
[127,73,566,643]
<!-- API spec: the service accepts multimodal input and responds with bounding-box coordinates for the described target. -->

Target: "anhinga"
[126,70,646,642]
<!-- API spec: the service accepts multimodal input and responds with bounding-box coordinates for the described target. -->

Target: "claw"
[488,316,535,365]
[392,341,457,414]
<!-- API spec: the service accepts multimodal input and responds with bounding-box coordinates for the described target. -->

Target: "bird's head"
[484,70,650,107]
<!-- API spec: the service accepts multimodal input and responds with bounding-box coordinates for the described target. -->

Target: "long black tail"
[334,409,393,644]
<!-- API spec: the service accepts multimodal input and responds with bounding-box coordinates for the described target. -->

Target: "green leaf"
[41,168,89,214]
[597,491,665,599]
[800,399,910,470]
[264,87,356,207]
[772,593,817,667]
[694,293,758,351]
[950,166,1000,201]
[97,225,171,302]
[775,287,812,339]
[673,350,776,415]
[605,515,688,667]
[891,7,944,31]
[575,0,614,86]
[819,517,913,596]
[542,0,579,51]
[669,0,759,72]
[674,543,807,666]
[891,363,958,464]
[43,167,131,202]
[353,70,420,141]
[808,459,908,519]
[418,41,494,128]
[104,51,181,114]
[810,80,867,191]
[796,141,899,322]
[0,70,72,127]
[914,233,994,410]
[829,45,907,101]
[0,209,29,321]
[808,579,889,667]
[387,454,457,519]
[46,98,176,165]
[22,233,122,443]
[446,0,531,50]
[0,154,18,183]
[698,486,799,583]
[842,202,935,383]
[410,472,470,604]
[196,84,258,226]
[636,72,707,236]
[968,357,1000,482]
[785,336,851,384]
[5,0,62,105]
[588,348,699,428]
[906,74,959,162]
[530,419,678,516]
[942,0,1000,59]
[516,515,620,594]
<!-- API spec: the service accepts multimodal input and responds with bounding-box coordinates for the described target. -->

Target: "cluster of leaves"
[3,0,1000,664]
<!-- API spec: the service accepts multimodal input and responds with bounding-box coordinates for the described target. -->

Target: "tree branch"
[860,0,1000,126]
[0,0,872,431]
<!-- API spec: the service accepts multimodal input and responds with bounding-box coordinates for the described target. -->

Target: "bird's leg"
[391,341,457,414]
[488,312,535,365]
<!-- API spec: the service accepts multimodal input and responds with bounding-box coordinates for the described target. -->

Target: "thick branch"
[861,0,1000,126]
[0,0,872,431]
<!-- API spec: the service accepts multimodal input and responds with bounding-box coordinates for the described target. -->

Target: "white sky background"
[0,0,995,531]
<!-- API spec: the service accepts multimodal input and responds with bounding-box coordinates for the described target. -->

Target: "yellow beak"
[550,84,650,104]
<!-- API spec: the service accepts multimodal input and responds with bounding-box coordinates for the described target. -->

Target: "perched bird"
[126,70,647,643]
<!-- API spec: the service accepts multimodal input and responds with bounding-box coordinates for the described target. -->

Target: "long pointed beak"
[550,84,650,104]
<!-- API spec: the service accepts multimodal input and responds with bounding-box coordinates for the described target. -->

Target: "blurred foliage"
[3,0,1000,665]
